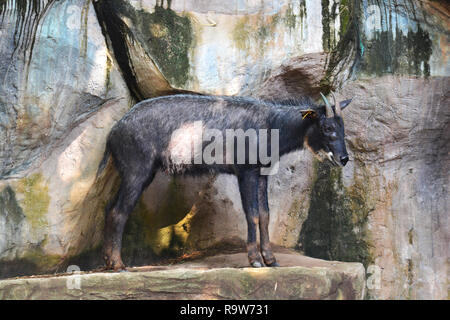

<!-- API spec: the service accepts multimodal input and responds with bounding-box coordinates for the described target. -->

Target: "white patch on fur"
[167,121,204,165]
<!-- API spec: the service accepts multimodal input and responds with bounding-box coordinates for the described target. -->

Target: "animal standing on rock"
[97,92,353,270]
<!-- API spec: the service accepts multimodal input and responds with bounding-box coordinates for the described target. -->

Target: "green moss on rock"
[319,0,358,93]
[94,0,194,96]
[15,173,49,230]
[0,184,61,278]
[298,161,373,267]
[232,16,252,51]
[0,245,63,279]
[361,25,433,77]
[143,6,193,87]
[321,0,340,52]
[339,0,350,36]
[121,178,193,264]
[21,247,62,271]
[121,199,157,265]
[283,4,297,30]
[116,1,194,87]
[232,14,280,54]
[319,0,435,96]
[321,1,434,88]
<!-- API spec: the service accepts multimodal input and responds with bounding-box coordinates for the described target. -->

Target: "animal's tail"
[96,143,112,179]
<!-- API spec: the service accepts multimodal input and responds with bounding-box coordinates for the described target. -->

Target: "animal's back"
[105,94,273,176]
[120,94,271,126]
[109,95,274,143]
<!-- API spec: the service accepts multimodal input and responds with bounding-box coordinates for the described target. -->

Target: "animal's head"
[301,92,353,167]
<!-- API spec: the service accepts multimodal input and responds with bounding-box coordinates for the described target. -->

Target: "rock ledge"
[0,251,365,300]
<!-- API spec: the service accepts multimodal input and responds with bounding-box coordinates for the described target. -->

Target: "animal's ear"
[339,98,353,111]
[300,109,318,120]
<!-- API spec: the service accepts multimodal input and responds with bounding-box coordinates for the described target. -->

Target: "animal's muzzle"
[340,155,349,166]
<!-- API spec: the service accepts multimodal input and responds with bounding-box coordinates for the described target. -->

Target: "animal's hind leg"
[237,170,265,268]
[103,171,155,270]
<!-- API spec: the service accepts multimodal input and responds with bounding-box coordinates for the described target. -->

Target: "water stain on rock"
[94,0,193,95]
[361,26,433,77]
[298,161,373,268]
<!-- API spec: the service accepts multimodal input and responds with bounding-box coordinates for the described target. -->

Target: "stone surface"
[0,250,366,300]
[335,75,449,300]
[93,0,449,97]
[296,75,449,300]
[0,0,131,277]
[93,0,325,98]
[0,0,448,300]
[0,0,130,178]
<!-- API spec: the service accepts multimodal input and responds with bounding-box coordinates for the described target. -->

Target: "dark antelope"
[97,93,352,269]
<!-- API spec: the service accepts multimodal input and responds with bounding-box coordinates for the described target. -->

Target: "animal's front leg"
[238,170,265,268]
[258,175,279,267]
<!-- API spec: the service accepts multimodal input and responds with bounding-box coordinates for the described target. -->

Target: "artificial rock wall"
[0,0,448,299]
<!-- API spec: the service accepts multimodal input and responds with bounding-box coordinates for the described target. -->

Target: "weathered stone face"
[0,0,448,300]
[304,76,449,300]
[0,0,129,178]
[0,0,131,277]
[93,0,325,98]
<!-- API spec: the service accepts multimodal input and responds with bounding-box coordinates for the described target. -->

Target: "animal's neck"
[269,106,315,156]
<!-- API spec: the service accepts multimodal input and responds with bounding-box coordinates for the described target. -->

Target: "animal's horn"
[331,91,341,116]
[320,92,333,118]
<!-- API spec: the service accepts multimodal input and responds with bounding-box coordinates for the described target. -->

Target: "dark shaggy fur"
[98,94,352,269]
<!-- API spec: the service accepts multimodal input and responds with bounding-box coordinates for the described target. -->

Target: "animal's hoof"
[266,261,280,267]
[104,259,126,271]
[112,263,126,272]
[251,261,263,268]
